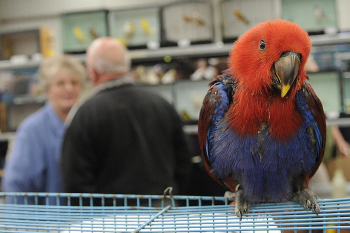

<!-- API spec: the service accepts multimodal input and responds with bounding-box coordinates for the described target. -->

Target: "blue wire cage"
[0,192,349,232]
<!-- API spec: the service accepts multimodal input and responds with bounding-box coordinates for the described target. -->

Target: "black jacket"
[61,79,192,203]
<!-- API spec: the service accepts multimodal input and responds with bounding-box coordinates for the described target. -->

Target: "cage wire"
[0,191,349,232]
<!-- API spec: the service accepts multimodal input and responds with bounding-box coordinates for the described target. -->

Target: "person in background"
[331,116,350,158]
[60,38,192,205]
[2,55,85,204]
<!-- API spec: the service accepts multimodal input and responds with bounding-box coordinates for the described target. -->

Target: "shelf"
[183,124,198,135]
[1,33,350,70]
[310,32,350,46]
[129,42,233,62]
[309,182,350,199]
[0,119,349,142]
[0,133,15,141]
[326,117,350,126]
[67,33,350,63]
[183,118,350,135]
[0,59,41,71]
[71,42,233,63]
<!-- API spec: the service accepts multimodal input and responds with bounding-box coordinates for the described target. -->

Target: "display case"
[6,102,45,132]
[344,72,350,111]
[109,7,161,48]
[173,80,209,121]
[339,71,350,112]
[0,28,54,60]
[281,0,337,34]
[308,71,341,114]
[0,67,44,132]
[61,10,109,53]
[139,83,173,104]
[221,0,278,40]
[162,1,214,45]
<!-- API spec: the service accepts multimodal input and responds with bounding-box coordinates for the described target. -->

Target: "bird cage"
[162,1,214,45]
[61,10,108,53]
[220,0,279,40]
[0,192,349,232]
[108,7,161,49]
[281,0,337,34]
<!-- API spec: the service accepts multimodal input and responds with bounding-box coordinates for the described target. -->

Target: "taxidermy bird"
[123,21,136,39]
[140,18,152,36]
[232,8,250,25]
[88,27,100,40]
[314,5,327,23]
[198,20,326,219]
[73,27,86,43]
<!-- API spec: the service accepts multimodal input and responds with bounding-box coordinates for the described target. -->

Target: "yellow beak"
[281,84,291,98]
[273,51,301,98]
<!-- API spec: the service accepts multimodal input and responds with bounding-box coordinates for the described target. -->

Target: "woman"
[2,55,85,204]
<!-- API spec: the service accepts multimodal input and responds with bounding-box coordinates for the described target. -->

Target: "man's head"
[86,37,131,86]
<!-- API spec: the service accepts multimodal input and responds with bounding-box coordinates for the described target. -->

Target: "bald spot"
[86,37,127,68]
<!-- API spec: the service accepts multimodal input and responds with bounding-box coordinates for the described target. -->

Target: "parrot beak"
[273,51,301,98]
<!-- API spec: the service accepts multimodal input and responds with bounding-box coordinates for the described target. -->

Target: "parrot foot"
[291,189,320,215]
[224,191,235,200]
[234,189,250,220]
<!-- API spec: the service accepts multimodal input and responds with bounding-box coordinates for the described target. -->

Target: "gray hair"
[39,55,86,91]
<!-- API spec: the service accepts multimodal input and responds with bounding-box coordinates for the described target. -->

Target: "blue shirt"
[2,103,65,204]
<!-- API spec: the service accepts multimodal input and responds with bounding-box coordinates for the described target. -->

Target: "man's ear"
[89,67,99,84]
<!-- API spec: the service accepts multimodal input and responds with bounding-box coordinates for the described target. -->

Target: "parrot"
[198,20,326,219]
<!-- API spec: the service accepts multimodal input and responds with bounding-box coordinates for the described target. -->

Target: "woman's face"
[46,69,82,117]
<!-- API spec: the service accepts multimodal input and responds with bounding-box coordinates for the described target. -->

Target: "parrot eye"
[259,39,266,51]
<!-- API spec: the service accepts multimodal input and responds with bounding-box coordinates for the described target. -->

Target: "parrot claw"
[291,189,320,215]
[234,190,250,220]
[236,209,243,220]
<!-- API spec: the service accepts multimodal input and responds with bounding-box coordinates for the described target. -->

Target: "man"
[60,38,192,204]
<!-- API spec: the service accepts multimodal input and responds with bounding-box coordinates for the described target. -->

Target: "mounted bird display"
[232,8,250,25]
[198,20,326,219]
[73,27,86,43]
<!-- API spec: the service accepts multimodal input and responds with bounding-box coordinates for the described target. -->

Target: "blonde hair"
[39,55,86,91]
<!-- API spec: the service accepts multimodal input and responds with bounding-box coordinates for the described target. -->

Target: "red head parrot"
[198,20,326,219]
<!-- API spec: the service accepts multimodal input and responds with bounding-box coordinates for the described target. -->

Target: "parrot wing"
[295,81,326,180]
[198,73,236,188]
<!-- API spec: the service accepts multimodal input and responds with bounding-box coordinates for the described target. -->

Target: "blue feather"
[211,118,318,202]
[206,87,322,202]
[205,75,234,161]
[295,89,322,157]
